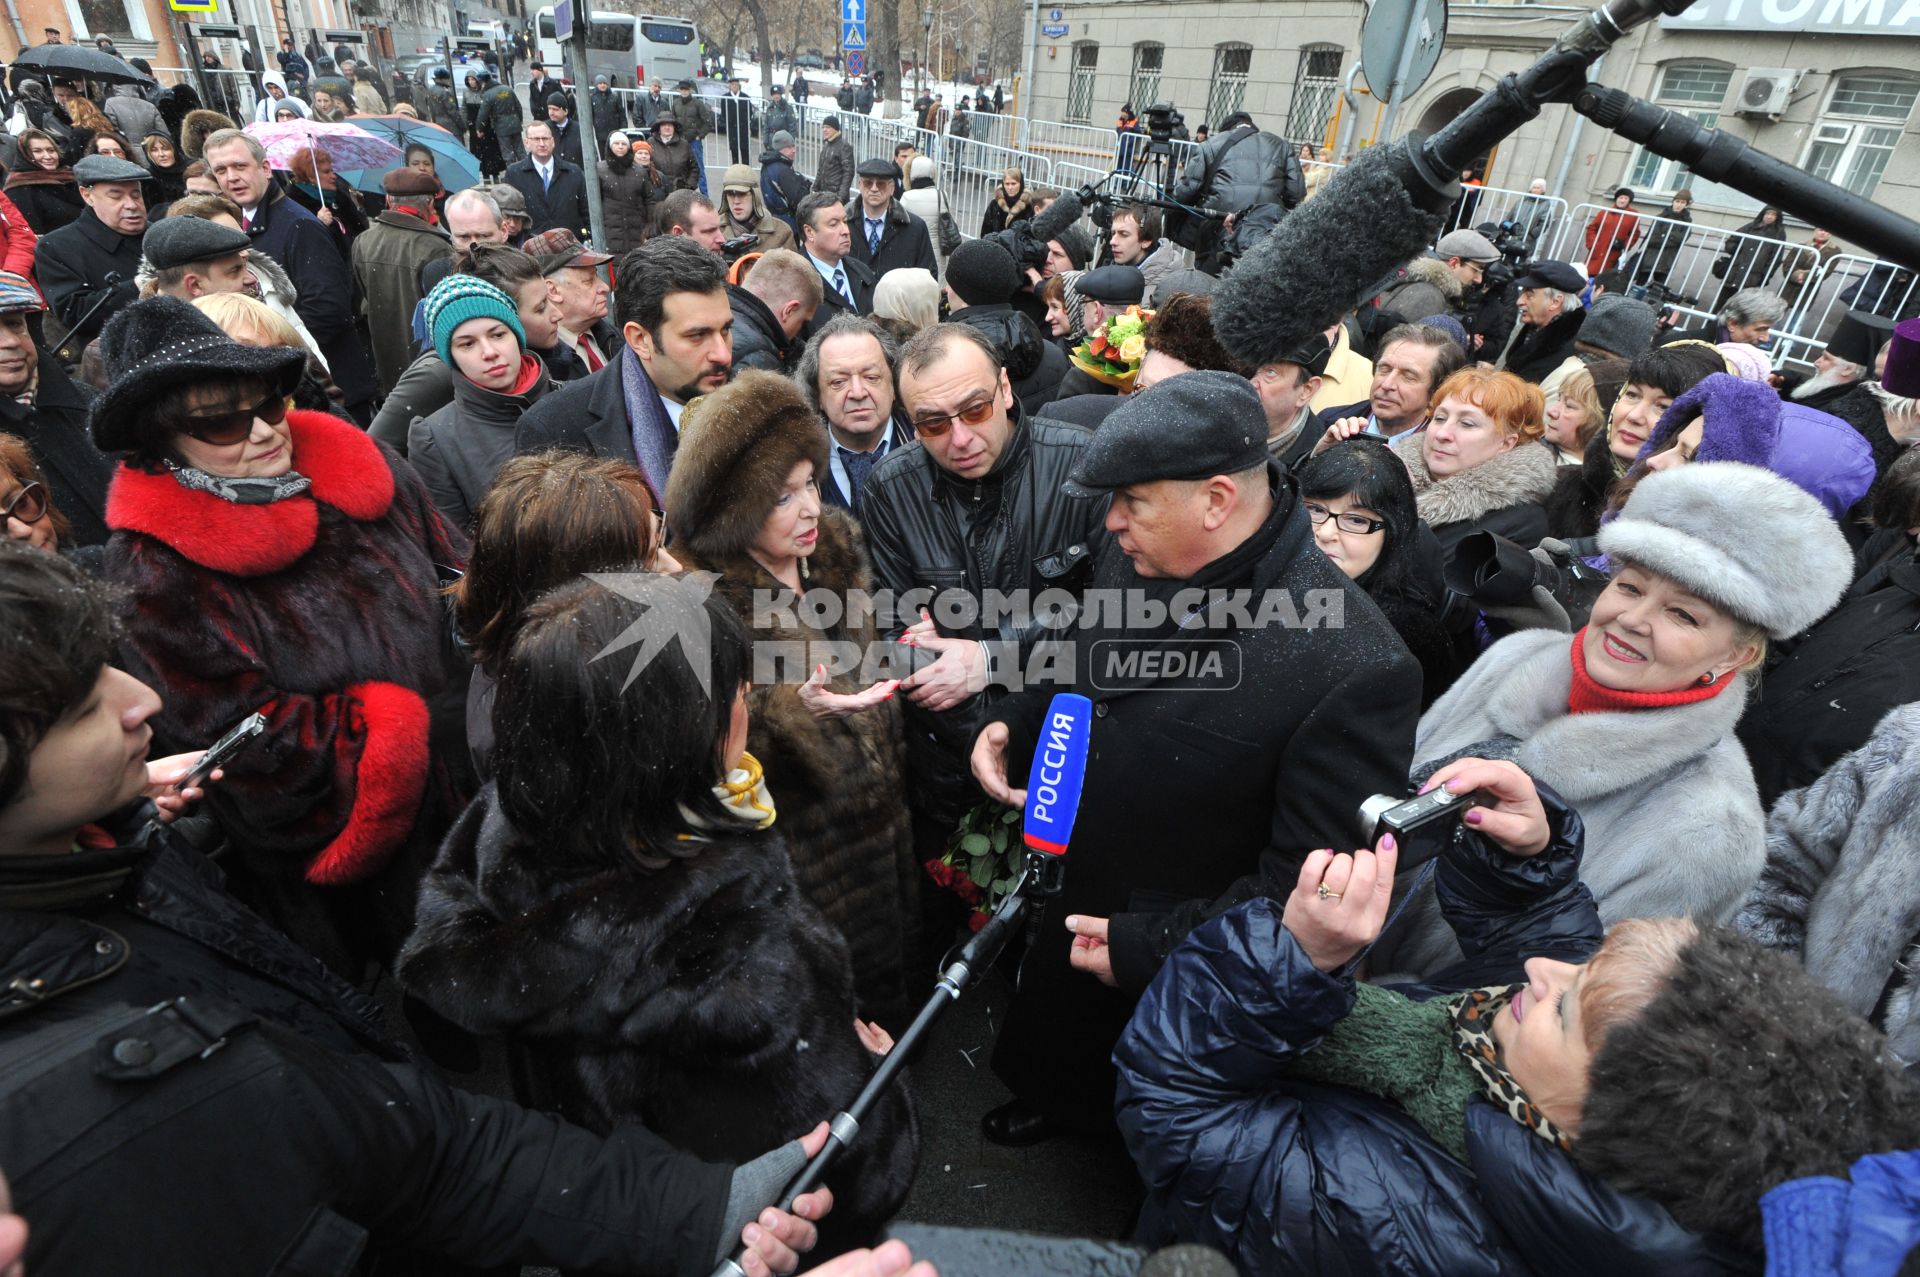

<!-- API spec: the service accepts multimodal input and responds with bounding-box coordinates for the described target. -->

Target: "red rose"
[967,910,989,932]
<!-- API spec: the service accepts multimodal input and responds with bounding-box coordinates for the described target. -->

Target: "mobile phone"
[179,712,267,792]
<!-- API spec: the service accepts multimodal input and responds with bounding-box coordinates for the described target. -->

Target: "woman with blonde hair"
[194,292,342,413]
[872,266,939,340]
[980,166,1032,235]
[1388,365,1559,554]
[1543,365,1604,466]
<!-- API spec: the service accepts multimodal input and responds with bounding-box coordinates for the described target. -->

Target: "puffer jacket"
[858,407,1108,828]
[1761,1150,1920,1277]
[1169,123,1304,254]
[596,156,662,257]
[950,303,1067,412]
[1116,786,1752,1276]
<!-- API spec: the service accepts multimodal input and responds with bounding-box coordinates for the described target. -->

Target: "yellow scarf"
[676,751,777,839]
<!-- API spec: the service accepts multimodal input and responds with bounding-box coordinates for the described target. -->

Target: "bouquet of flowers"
[1070,305,1153,392]
[924,801,1026,932]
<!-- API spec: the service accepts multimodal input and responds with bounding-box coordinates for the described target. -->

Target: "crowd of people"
[0,53,1918,1277]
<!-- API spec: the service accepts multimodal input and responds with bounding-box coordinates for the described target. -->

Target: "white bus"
[533,8,698,89]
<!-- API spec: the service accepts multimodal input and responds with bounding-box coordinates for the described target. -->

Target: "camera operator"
[1168,110,1305,273]
[1371,229,1499,333]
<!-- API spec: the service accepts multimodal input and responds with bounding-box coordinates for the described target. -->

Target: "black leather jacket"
[860,406,1110,825]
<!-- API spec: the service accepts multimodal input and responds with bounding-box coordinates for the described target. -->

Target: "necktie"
[541,164,552,192]
[833,266,853,306]
[841,446,879,507]
[577,333,604,371]
[867,219,883,256]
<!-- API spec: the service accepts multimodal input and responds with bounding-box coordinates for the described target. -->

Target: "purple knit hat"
[1640,372,1780,469]
[1885,316,1920,399]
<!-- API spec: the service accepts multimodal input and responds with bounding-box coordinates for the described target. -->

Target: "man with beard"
[513,235,731,504]
[1790,308,1904,473]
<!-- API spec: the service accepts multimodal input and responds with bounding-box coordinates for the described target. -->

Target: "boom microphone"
[1021,692,1092,892]
[1028,187,1087,246]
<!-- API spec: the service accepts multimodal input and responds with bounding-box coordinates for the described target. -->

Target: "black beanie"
[1054,225,1094,272]
[945,239,1020,306]
[1575,926,1920,1254]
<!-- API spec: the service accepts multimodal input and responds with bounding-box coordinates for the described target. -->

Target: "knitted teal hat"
[423,274,526,367]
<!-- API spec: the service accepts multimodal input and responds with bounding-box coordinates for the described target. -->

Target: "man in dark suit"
[0,272,109,545]
[513,236,732,506]
[796,192,874,326]
[794,312,912,515]
[844,158,936,284]
[502,119,588,236]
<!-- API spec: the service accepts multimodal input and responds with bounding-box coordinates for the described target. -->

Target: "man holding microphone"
[970,372,1420,1146]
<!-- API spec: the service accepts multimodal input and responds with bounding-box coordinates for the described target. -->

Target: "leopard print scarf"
[1450,983,1574,1152]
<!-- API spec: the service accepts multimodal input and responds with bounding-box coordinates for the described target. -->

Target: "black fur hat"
[1575,926,1920,1254]
[663,370,829,565]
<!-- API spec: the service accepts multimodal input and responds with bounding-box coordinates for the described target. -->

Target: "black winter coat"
[36,211,142,346]
[3,176,82,235]
[597,157,663,256]
[503,155,590,235]
[951,303,1068,412]
[650,133,702,192]
[758,147,810,231]
[0,349,109,545]
[728,283,800,373]
[246,184,379,412]
[1739,547,1920,809]
[845,200,937,281]
[1114,788,1749,1275]
[1500,307,1587,385]
[986,468,1421,1128]
[860,409,1110,830]
[815,136,856,205]
[588,86,626,144]
[103,412,471,974]
[0,813,734,1277]
[397,781,918,1247]
[808,253,876,325]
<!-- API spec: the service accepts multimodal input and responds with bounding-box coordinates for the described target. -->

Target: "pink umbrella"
[243,119,404,180]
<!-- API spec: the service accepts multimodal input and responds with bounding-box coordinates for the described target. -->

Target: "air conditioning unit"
[1736,67,1801,117]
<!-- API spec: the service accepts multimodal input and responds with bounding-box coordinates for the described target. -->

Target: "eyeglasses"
[1304,502,1387,535]
[1,481,46,524]
[910,396,996,439]
[178,394,290,446]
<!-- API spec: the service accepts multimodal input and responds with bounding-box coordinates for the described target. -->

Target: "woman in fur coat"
[663,370,921,1028]
[94,297,470,977]
[398,574,918,1249]
[1384,366,1559,556]
[1374,462,1852,979]
[979,167,1034,236]
[1737,701,1920,1066]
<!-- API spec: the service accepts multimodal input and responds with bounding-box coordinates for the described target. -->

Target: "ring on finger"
[1317,883,1343,901]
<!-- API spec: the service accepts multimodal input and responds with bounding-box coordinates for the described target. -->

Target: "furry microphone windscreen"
[1028,187,1087,245]
[1212,142,1443,371]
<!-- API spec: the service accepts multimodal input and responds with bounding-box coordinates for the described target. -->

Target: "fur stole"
[1391,431,1558,530]
[105,410,396,576]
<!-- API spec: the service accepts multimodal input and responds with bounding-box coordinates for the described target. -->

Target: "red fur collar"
[106,410,395,576]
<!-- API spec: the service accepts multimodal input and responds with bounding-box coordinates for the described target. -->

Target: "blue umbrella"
[342,116,482,193]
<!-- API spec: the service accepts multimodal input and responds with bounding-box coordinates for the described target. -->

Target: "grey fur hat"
[1598,461,1849,639]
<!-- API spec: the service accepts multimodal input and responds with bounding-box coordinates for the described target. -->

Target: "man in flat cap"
[352,166,453,394]
[1052,263,1146,399]
[521,227,615,372]
[144,216,259,302]
[1495,259,1587,384]
[37,155,150,351]
[845,158,936,284]
[970,370,1420,1146]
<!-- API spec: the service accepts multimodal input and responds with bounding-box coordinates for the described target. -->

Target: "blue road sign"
[845,50,865,74]
[841,0,864,22]
[554,0,573,38]
[841,22,866,48]
[1048,7,1063,18]
[1041,22,1070,37]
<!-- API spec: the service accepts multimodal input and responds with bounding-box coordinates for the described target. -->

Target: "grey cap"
[770,129,794,150]
[1434,228,1499,265]
[1076,264,1146,305]
[73,154,151,185]
[1578,293,1659,359]
[488,182,530,218]
[143,216,251,270]
[1063,371,1269,497]
[856,157,900,182]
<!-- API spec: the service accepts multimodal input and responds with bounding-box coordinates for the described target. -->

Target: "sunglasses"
[178,394,290,446]
[1,480,46,525]
[911,395,996,439]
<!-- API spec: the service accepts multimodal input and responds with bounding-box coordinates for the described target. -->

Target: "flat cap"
[855,157,900,181]
[487,182,529,217]
[1076,264,1146,305]
[1064,370,1269,496]
[143,215,251,270]
[1272,330,1332,377]
[382,165,440,197]
[1514,260,1586,293]
[520,227,613,273]
[72,154,150,185]
[1435,228,1499,265]
[676,78,695,89]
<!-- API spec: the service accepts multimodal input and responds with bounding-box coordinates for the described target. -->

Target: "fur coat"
[1737,703,1920,1065]
[1390,430,1558,556]
[396,781,919,1244]
[1376,628,1765,976]
[104,410,471,972]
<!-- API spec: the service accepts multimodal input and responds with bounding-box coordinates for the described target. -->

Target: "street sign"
[1048,7,1062,18]
[554,0,573,39]
[845,50,865,74]
[166,0,218,12]
[1360,0,1446,104]
[841,0,864,22]
[841,22,866,48]
[1040,22,1070,37]
[194,21,243,36]
[323,29,365,43]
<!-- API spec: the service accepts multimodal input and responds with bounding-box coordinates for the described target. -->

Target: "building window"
[1129,42,1163,111]
[1066,41,1099,125]
[1803,73,1919,199]
[1286,46,1341,147]
[69,0,151,40]
[1625,61,1759,212]
[1204,43,1252,130]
